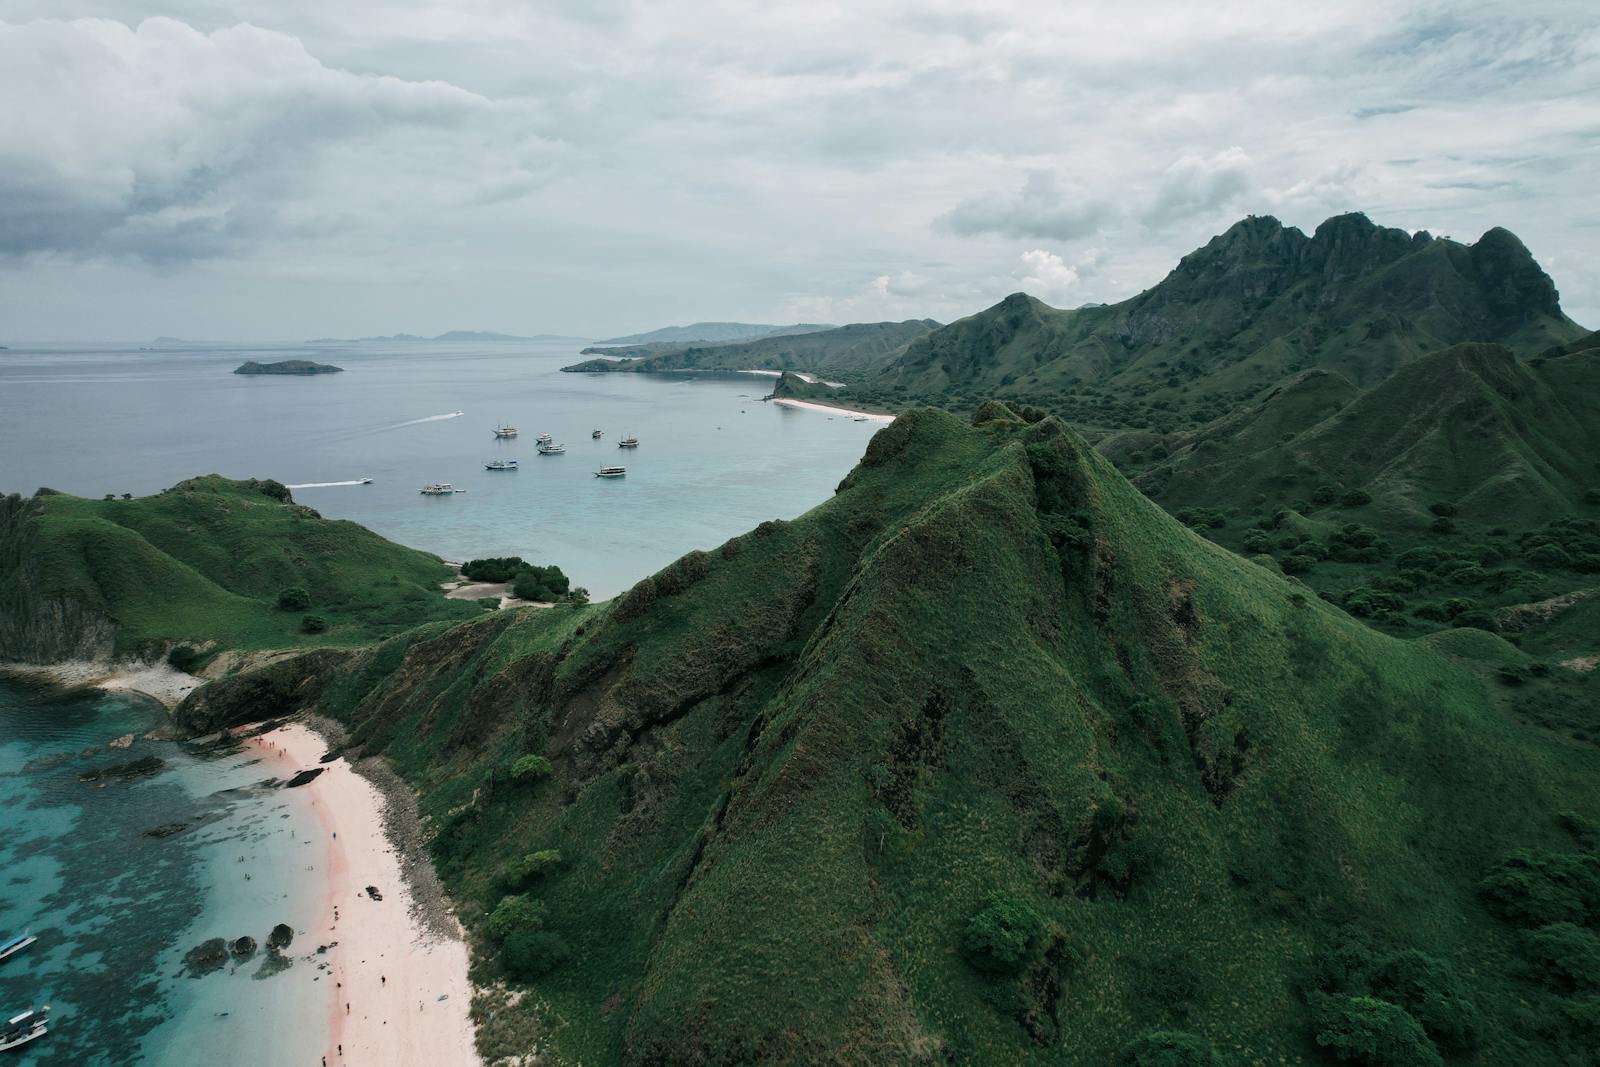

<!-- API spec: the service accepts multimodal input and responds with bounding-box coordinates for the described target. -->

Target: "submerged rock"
[231,936,257,959]
[78,755,165,783]
[107,733,134,750]
[284,767,324,788]
[268,923,294,950]
[182,937,230,977]
[142,822,189,839]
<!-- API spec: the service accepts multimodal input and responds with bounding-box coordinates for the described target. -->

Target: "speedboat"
[0,933,34,965]
[595,466,626,478]
[618,435,639,448]
[484,459,518,471]
[419,483,463,495]
[0,1006,48,1052]
[493,425,519,439]
[537,443,566,455]
[358,477,373,485]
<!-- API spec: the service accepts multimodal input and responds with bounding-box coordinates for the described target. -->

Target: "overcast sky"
[1,1,1596,340]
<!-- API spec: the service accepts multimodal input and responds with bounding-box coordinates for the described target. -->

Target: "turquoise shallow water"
[0,339,882,598]
[0,679,327,1066]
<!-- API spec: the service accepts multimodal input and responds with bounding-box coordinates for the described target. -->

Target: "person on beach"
[381,975,385,985]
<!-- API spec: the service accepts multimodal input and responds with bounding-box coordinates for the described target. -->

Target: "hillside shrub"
[505,849,563,886]
[1525,923,1600,991]
[511,754,554,782]
[1313,484,1339,506]
[486,894,547,941]
[300,614,328,634]
[276,585,311,611]
[1479,849,1600,927]
[1340,489,1372,508]
[961,891,1046,974]
[512,564,571,602]
[166,645,203,673]
[502,928,571,977]
[1452,610,1496,631]
[1428,502,1458,517]
[1115,1030,1225,1066]
[1309,993,1442,1067]
[462,557,529,583]
[1429,518,1456,535]
[1370,950,1482,1049]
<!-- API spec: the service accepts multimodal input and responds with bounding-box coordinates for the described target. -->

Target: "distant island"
[235,359,343,376]
[594,322,834,346]
[303,330,590,344]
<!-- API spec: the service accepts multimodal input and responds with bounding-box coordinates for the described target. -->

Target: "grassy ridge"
[562,319,941,380]
[209,408,1600,1064]
[2,476,479,658]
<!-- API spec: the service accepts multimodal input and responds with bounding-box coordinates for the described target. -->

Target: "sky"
[1,1,1596,340]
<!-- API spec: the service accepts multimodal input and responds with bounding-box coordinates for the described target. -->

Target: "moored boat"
[419,483,464,495]
[0,934,35,965]
[0,1006,48,1052]
[536,432,553,444]
[493,424,519,439]
[484,459,518,470]
[537,443,566,455]
[595,466,627,478]
[591,429,603,439]
[618,435,639,448]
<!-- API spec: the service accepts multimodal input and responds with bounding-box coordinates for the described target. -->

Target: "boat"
[537,443,566,455]
[853,416,869,422]
[0,1006,48,1052]
[591,429,603,439]
[493,425,519,439]
[0,934,35,965]
[536,432,553,444]
[359,477,373,484]
[618,435,639,448]
[484,459,519,471]
[419,483,464,495]
[595,466,627,478]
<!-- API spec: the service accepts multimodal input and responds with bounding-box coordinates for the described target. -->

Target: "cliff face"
[0,493,117,662]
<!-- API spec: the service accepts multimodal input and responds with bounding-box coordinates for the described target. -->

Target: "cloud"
[938,172,1111,241]
[0,17,521,260]
[1011,248,1103,304]
[1143,147,1255,227]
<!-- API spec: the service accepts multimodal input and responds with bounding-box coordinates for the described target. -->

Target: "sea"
[0,337,883,1063]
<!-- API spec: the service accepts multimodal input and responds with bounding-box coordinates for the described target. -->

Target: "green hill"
[596,322,835,345]
[0,476,479,662]
[183,408,1600,1065]
[563,319,941,380]
[833,214,1584,428]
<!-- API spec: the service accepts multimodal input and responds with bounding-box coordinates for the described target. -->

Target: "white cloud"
[1143,147,1255,228]
[938,172,1110,241]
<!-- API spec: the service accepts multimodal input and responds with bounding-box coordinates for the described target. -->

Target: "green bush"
[300,614,328,634]
[462,556,529,583]
[960,891,1046,974]
[502,928,571,977]
[1370,950,1482,1049]
[1428,502,1458,517]
[1525,923,1600,992]
[1313,484,1339,506]
[505,849,563,886]
[1340,488,1372,508]
[510,754,554,782]
[1115,1030,1225,1066]
[512,564,571,602]
[1479,849,1600,927]
[1309,993,1442,1066]
[486,894,547,941]
[276,585,311,611]
[166,644,203,673]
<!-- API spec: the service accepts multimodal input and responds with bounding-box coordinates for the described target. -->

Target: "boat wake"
[319,410,464,443]
[285,479,371,489]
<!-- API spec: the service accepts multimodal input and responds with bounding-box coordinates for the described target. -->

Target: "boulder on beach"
[268,923,294,950]
[284,767,324,788]
[231,936,257,959]
[182,937,230,977]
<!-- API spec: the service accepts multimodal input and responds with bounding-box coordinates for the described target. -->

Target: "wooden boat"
[419,483,464,495]
[0,934,35,965]
[595,466,627,478]
[618,436,639,448]
[484,459,518,470]
[537,443,566,455]
[0,1006,48,1052]
[493,425,519,439]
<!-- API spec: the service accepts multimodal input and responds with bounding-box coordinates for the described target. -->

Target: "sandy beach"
[247,722,479,1067]
[771,396,896,422]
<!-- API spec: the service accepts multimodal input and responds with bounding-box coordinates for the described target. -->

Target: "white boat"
[419,483,464,495]
[484,459,518,471]
[0,1006,48,1052]
[0,934,34,965]
[358,477,373,485]
[618,435,639,448]
[536,432,553,444]
[493,425,519,439]
[537,443,566,455]
[595,466,627,478]
[591,429,603,439]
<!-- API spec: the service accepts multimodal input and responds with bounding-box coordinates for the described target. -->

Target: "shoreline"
[0,658,200,709]
[244,719,480,1067]
[770,396,896,422]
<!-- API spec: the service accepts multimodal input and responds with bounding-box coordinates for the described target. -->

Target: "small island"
[234,359,344,376]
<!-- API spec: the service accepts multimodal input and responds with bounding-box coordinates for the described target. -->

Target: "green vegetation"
[183,407,1600,1063]
[562,319,940,380]
[460,556,578,603]
[0,476,479,660]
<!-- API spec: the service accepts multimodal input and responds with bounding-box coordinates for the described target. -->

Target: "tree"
[486,894,547,941]
[276,586,311,611]
[960,891,1046,974]
[1309,994,1442,1067]
[300,614,328,634]
[502,929,571,977]
[1340,488,1372,508]
[1370,950,1482,1049]
[511,754,554,782]
[1116,1031,1226,1067]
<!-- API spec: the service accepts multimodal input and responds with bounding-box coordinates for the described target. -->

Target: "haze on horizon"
[1,0,1596,342]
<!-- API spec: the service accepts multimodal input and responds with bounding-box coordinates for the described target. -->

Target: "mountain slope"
[0,477,477,661]
[185,407,1600,1064]
[837,214,1584,428]
[597,322,834,345]
[563,319,940,379]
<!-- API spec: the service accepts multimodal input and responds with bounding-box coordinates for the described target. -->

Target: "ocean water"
[0,339,883,598]
[0,678,327,1066]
